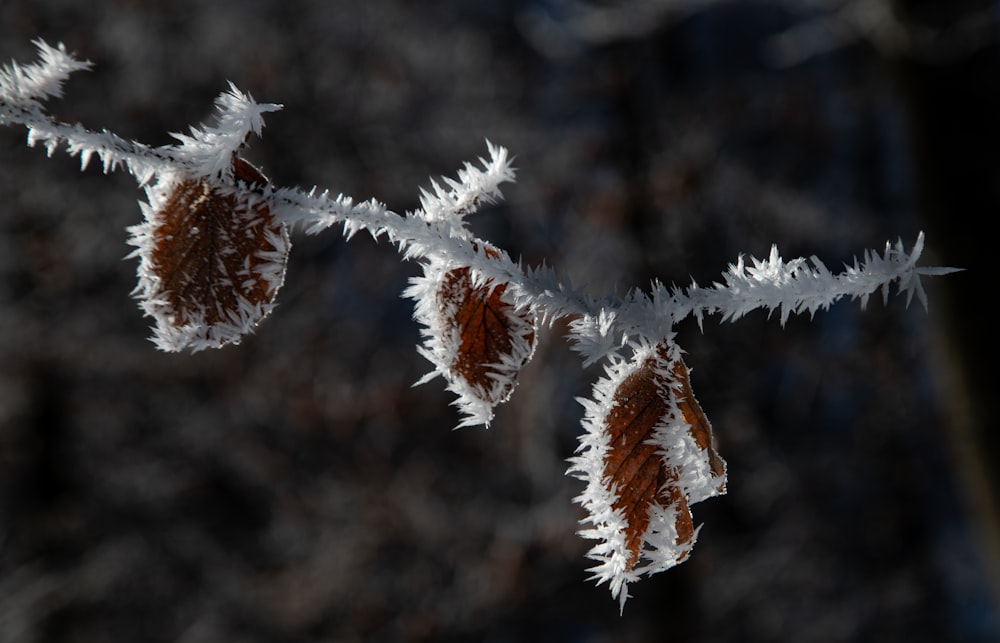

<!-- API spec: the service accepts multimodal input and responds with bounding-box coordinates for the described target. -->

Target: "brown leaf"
[143,157,288,349]
[437,245,536,409]
[670,356,727,492]
[602,343,722,569]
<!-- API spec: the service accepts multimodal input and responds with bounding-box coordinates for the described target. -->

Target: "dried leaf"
[409,244,537,426]
[602,354,678,568]
[442,247,532,393]
[670,354,727,491]
[570,339,726,608]
[130,157,290,351]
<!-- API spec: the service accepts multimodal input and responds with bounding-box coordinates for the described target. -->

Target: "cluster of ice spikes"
[1,40,957,609]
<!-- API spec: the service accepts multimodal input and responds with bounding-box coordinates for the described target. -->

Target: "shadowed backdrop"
[1,1,997,641]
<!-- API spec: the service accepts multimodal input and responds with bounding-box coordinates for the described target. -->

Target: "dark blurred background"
[1,1,998,641]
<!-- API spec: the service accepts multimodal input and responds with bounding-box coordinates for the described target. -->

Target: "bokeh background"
[2,1,998,641]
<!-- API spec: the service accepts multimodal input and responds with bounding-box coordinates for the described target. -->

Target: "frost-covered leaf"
[408,244,538,427]
[128,157,290,351]
[569,339,726,611]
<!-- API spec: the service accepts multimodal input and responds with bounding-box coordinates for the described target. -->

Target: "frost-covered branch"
[1,41,166,178]
[1,41,280,184]
[1,39,958,610]
[565,233,955,365]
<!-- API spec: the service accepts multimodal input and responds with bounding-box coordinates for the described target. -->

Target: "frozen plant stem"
[0,40,959,610]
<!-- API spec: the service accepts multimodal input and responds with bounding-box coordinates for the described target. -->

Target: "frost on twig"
[0,40,959,609]
[565,232,957,367]
[667,231,948,326]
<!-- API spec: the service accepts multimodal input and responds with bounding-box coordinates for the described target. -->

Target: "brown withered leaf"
[148,157,287,345]
[602,344,722,569]
[670,355,727,491]
[437,244,536,406]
